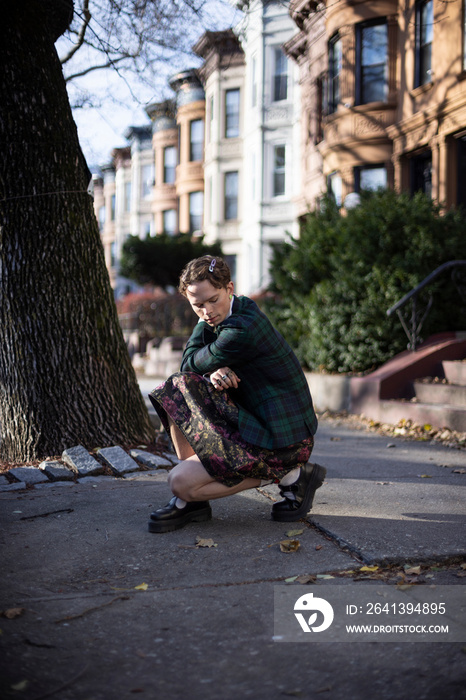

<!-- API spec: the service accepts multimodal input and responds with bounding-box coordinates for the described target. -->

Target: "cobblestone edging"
[0,445,180,492]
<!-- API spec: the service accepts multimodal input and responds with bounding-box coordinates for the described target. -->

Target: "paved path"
[0,382,465,699]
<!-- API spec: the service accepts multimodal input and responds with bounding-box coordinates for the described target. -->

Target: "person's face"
[186,279,234,327]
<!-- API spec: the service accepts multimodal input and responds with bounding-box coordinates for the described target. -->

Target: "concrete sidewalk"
[0,405,465,699]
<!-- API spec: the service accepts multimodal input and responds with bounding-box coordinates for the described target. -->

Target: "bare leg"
[167,417,195,461]
[168,455,260,502]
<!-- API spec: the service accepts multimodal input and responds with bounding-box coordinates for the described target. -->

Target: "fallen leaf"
[195,537,218,548]
[316,574,334,579]
[423,424,432,431]
[404,566,421,575]
[279,539,300,553]
[315,545,323,550]
[286,529,304,537]
[396,583,414,590]
[330,437,341,441]
[296,575,316,584]
[11,681,29,692]
[419,474,432,478]
[285,576,298,583]
[2,608,25,620]
[460,563,466,570]
[359,566,379,572]
[134,583,148,591]
[453,469,466,474]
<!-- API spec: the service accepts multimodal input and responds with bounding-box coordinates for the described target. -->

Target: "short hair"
[178,256,231,296]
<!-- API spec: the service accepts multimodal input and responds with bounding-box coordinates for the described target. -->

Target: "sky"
[58,1,243,170]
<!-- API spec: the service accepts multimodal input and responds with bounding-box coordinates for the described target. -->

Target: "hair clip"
[208,258,216,273]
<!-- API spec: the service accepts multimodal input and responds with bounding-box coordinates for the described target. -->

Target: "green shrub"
[266,190,466,373]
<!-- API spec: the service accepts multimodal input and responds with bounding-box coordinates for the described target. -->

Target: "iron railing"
[386,260,466,351]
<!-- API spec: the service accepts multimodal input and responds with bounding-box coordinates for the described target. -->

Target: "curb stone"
[9,466,49,485]
[98,446,140,476]
[129,449,172,469]
[62,445,103,477]
[0,446,178,492]
[39,460,75,481]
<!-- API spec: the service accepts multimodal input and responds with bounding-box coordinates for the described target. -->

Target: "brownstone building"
[286,0,466,210]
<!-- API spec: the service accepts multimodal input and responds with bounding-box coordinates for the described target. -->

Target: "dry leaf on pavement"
[279,539,300,553]
[195,537,218,548]
[2,608,25,619]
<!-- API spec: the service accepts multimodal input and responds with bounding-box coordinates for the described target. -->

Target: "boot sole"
[271,464,327,522]
[148,508,212,533]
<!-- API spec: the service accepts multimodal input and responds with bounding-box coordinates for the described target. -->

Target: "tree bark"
[0,0,154,462]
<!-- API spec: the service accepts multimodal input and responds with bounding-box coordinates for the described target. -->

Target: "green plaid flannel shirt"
[180,295,318,449]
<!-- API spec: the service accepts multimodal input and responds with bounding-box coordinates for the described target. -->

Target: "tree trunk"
[0,0,154,462]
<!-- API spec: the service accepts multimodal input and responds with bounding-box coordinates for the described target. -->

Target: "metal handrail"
[386,260,466,350]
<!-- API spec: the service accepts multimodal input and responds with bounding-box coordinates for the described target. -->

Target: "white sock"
[175,497,187,508]
[279,467,300,487]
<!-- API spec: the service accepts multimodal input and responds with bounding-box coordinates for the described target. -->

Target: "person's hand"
[210,367,241,390]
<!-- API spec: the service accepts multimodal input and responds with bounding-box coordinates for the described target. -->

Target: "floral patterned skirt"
[149,372,314,487]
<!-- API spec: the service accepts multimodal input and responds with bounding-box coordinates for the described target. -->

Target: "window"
[327,172,342,206]
[410,151,432,196]
[273,145,286,197]
[355,166,387,192]
[189,120,204,162]
[316,75,325,142]
[98,205,105,229]
[225,89,240,138]
[356,21,388,104]
[163,146,176,184]
[208,95,214,143]
[110,241,117,267]
[224,172,239,220]
[124,182,132,211]
[189,191,203,233]
[273,48,288,102]
[111,194,116,220]
[328,35,342,114]
[464,0,466,71]
[457,136,466,206]
[163,209,177,236]
[141,165,154,199]
[252,55,257,107]
[415,0,433,87]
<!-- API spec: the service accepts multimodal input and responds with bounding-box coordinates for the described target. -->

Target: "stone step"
[443,359,466,386]
[414,380,466,407]
[379,399,466,432]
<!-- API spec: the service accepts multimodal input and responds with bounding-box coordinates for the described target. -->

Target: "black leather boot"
[148,496,212,533]
[271,463,327,522]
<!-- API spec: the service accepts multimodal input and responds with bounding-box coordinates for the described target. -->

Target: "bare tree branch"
[60,0,92,64]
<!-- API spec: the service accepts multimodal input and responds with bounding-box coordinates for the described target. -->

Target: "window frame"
[163,209,177,236]
[189,119,204,162]
[189,191,203,233]
[328,34,342,115]
[355,19,388,105]
[224,171,239,221]
[225,88,240,139]
[273,48,288,102]
[415,0,433,88]
[272,144,286,197]
[354,165,388,193]
[163,146,176,184]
